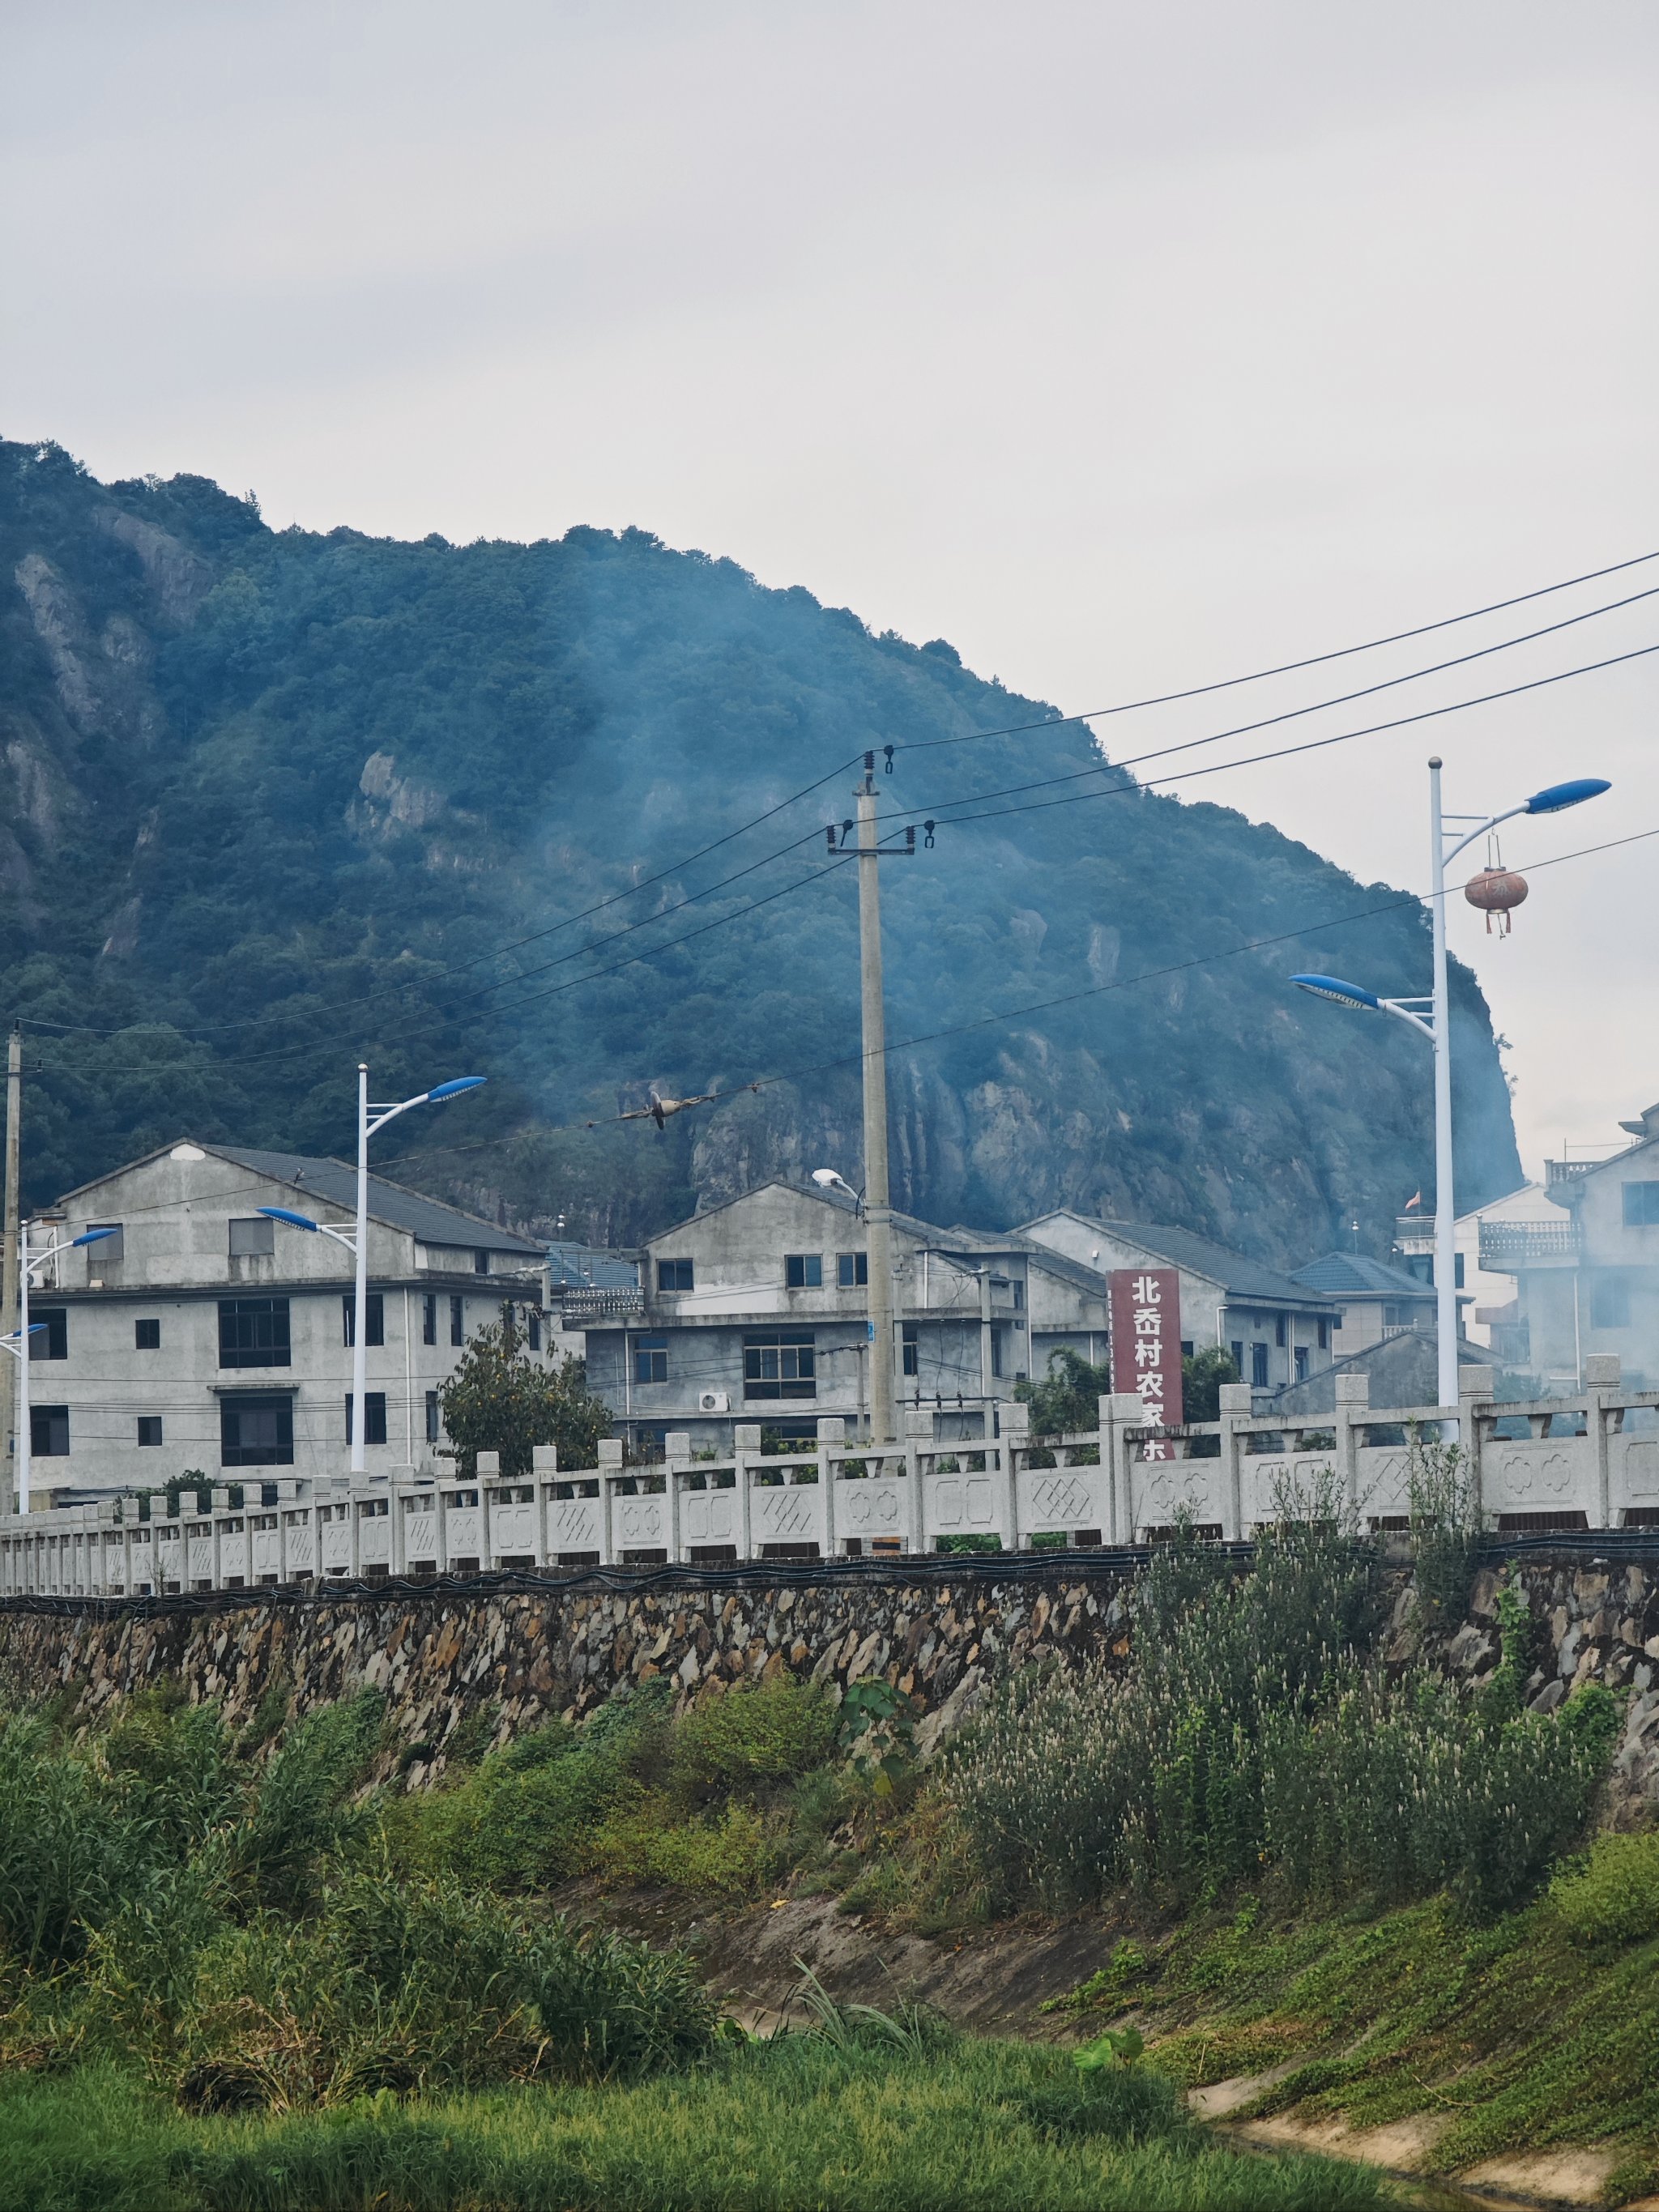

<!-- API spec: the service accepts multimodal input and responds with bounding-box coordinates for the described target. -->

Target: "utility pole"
[1,1030,19,1505]
[855,768,898,1448]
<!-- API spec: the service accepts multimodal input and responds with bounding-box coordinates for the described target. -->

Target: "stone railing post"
[388,1468,413,1576]
[1218,1382,1253,1541]
[1584,1353,1621,1529]
[596,1438,624,1564]
[733,1424,760,1561]
[1333,1373,1369,1520]
[664,1432,690,1563]
[531,1443,557,1567]
[1456,1366,1495,1527]
[817,1416,845,1558]
[1102,1392,1142,1544]
[1000,1399,1030,1548]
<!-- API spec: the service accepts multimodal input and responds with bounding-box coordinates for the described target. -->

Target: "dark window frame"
[137,1415,163,1447]
[87,1221,124,1266]
[33,1306,67,1361]
[134,1317,161,1351]
[220,1392,294,1468]
[422,1293,437,1345]
[31,1404,69,1457]
[344,1392,389,1447]
[450,1295,464,1346]
[837,1252,868,1288]
[425,1390,441,1445]
[1624,1182,1659,1227]
[743,1328,817,1400]
[902,1321,919,1377]
[342,1291,385,1348]
[657,1258,695,1293]
[1251,1342,1270,1388]
[633,1333,667,1385]
[218,1298,292,1370]
[785,1253,823,1289]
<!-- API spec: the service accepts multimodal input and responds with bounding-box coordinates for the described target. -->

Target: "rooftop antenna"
[1350,1217,1361,1252]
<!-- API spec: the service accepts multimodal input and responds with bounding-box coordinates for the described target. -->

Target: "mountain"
[0,437,1520,1264]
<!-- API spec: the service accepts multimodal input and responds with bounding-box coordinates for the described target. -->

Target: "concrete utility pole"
[855,769,898,1447]
[1,1030,19,1498]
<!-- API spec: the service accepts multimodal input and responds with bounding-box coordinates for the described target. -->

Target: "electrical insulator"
[923,820,936,847]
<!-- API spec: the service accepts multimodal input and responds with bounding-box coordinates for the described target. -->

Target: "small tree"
[1016,1346,1111,1436]
[437,1303,612,1477]
[1181,1345,1240,1422]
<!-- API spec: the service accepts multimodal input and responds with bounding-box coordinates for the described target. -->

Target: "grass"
[1050,1866,1659,2203]
[0,2044,1397,2212]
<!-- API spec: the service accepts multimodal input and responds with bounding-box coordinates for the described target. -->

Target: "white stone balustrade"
[5,1359,1658,1598]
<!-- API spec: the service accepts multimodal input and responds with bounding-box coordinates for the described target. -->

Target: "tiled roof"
[212,1146,545,1257]
[1290,1251,1435,1298]
[1030,1212,1333,1306]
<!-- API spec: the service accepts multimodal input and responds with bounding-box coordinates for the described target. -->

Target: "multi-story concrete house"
[582,1180,1111,1455]
[1287,1251,1437,1362]
[1495,1102,1659,1390]
[1391,1182,1543,1353]
[15,1140,548,1503]
[1018,1210,1338,1397]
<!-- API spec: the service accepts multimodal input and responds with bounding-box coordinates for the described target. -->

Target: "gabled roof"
[56,1140,544,1259]
[215,1147,545,1257]
[1024,1208,1332,1307]
[1290,1252,1436,1299]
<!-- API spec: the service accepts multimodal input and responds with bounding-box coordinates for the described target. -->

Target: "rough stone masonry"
[6,1548,1659,1811]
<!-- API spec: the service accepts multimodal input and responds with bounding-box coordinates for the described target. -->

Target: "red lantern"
[1464,865,1528,936]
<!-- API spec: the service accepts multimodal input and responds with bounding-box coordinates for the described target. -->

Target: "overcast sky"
[6,0,1657,1183]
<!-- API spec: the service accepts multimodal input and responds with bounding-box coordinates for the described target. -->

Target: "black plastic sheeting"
[0,1530,1644,1626]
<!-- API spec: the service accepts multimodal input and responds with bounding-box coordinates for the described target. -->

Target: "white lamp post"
[11,1222,118,1514]
[261,1064,484,1473]
[1294,761,1609,1409]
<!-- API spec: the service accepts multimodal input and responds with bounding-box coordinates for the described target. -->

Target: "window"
[1316,1315,1330,1351]
[527,1309,542,1351]
[425,1390,441,1445]
[220,1395,294,1467]
[838,1252,868,1288]
[1454,1253,1465,1289]
[657,1258,694,1293]
[743,1329,816,1400]
[1251,1343,1269,1388]
[991,1325,1004,1379]
[33,1307,67,1361]
[1274,1314,1286,1348]
[450,1295,464,1346]
[1383,1302,1411,1328]
[137,1416,163,1447]
[219,1298,291,1369]
[344,1392,389,1447]
[31,1404,68,1457]
[1230,1340,1244,1378]
[1592,1273,1632,1330]
[1624,1182,1659,1226]
[422,1294,437,1345]
[342,1292,384,1348]
[785,1255,822,1289]
[902,1322,919,1376]
[228,1217,275,1259]
[1294,1346,1309,1383]
[134,1317,161,1351]
[633,1334,667,1384]
[87,1222,123,1265]
[474,1248,490,1276]
[1013,1281,1026,1311]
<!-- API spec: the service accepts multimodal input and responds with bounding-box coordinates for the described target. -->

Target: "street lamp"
[1292,760,1609,1409]
[260,1066,485,1475]
[13,1224,119,1515]
[811,1166,864,1217]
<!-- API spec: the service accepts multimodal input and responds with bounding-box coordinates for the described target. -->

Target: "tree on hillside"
[1017,1347,1111,1437]
[437,1303,612,1477]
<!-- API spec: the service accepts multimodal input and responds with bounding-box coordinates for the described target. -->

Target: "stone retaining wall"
[0,1569,1135,1780]
[8,1548,1659,1808]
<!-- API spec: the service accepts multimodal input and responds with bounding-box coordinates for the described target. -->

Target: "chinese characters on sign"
[1109,1268,1184,1460]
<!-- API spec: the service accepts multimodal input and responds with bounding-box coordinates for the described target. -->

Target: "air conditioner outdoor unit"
[698,1391,730,1413]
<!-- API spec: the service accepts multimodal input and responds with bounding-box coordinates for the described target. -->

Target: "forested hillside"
[0,437,1520,1260]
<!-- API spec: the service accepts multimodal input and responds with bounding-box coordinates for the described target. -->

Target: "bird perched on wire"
[590,1083,759,1132]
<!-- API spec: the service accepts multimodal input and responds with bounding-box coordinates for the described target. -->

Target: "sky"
[5,0,1657,1184]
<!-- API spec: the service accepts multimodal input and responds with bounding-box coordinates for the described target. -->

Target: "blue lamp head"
[258,1205,320,1231]
[1290,974,1382,1012]
[1525,777,1610,815]
[71,1226,120,1248]
[427,1076,487,1102]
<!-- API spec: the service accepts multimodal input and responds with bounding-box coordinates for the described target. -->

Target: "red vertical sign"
[1109,1267,1184,1460]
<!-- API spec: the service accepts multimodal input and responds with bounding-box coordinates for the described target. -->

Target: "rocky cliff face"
[0,438,1520,1260]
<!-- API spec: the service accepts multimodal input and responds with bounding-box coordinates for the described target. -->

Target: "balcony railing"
[1546,1158,1595,1190]
[555,1284,645,1321]
[1479,1221,1581,1268]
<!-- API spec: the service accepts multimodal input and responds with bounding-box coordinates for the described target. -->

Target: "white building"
[1392,1183,1546,1354]
[13,1140,548,1504]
